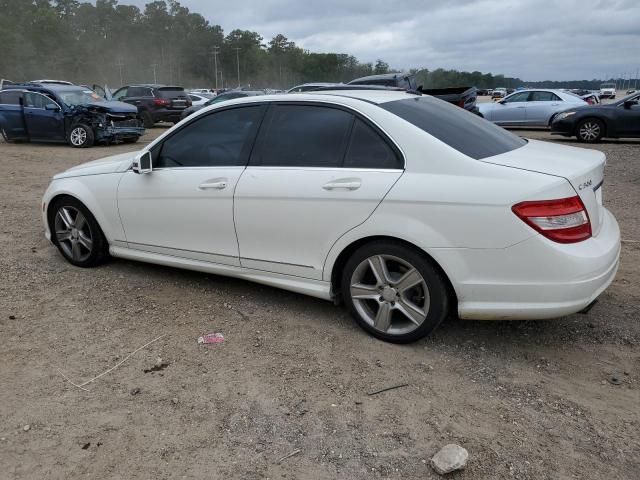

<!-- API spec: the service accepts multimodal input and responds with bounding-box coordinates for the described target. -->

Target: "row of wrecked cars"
[0,79,145,148]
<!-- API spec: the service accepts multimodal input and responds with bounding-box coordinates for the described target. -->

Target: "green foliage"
[0,1,622,90]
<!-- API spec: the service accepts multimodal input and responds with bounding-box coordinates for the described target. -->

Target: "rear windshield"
[157,87,186,99]
[381,96,526,159]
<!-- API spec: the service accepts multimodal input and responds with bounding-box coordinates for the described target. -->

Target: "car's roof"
[205,89,415,107]
[2,83,88,92]
[349,73,411,83]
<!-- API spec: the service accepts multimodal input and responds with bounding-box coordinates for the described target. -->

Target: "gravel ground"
[0,125,639,480]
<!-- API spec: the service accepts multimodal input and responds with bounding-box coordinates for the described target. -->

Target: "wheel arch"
[327,235,458,310]
[44,180,119,245]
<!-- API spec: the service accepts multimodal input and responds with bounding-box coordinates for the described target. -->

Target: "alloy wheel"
[579,122,600,141]
[349,254,430,335]
[54,206,93,262]
[70,127,87,146]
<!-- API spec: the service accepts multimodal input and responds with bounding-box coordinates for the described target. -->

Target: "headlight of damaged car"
[555,111,576,121]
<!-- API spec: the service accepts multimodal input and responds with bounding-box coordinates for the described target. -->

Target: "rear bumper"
[152,108,186,123]
[433,208,620,320]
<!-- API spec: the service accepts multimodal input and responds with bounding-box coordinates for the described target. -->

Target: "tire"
[122,136,140,144]
[140,111,154,128]
[341,240,450,343]
[49,197,109,268]
[67,124,94,148]
[576,118,604,143]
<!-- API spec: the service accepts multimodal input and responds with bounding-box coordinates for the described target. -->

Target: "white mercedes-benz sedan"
[42,89,620,343]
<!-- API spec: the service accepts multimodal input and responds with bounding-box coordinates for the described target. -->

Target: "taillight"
[457,99,465,108]
[512,196,592,243]
[153,98,170,106]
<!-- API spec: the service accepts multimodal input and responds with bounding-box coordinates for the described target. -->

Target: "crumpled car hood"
[78,100,138,114]
[53,151,136,179]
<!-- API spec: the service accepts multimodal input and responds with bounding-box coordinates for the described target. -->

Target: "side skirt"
[110,245,332,301]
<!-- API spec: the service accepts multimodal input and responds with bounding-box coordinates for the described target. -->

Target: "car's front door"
[616,97,640,136]
[117,104,265,266]
[22,92,65,141]
[525,91,562,126]
[491,91,530,125]
[234,103,404,280]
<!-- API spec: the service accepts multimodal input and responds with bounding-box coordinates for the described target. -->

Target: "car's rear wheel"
[140,111,154,128]
[67,124,94,148]
[576,118,604,143]
[341,241,450,343]
[50,197,109,267]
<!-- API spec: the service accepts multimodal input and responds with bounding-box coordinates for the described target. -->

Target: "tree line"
[0,0,625,90]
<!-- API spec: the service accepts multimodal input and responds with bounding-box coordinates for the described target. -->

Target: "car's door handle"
[516,106,526,108]
[322,179,361,191]
[198,179,228,190]
[551,103,559,106]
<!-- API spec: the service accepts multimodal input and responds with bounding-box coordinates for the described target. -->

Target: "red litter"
[198,333,225,345]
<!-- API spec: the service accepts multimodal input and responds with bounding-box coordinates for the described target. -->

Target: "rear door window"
[251,104,353,167]
[529,91,560,102]
[382,96,526,160]
[343,119,402,169]
[0,91,22,105]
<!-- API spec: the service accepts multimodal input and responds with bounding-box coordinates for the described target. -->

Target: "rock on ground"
[430,444,469,475]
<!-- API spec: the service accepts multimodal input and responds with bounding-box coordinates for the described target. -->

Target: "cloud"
[125,0,640,80]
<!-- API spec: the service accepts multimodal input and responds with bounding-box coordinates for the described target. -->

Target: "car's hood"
[73,100,138,114]
[53,151,135,179]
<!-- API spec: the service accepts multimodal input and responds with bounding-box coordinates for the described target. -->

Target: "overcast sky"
[128,0,640,81]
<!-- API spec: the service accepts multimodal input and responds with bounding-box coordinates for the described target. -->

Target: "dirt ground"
[1,123,639,480]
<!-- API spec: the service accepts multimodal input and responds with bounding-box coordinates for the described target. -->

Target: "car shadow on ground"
[108,257,623,353]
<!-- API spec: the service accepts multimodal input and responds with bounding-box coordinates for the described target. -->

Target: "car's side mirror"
[624,100,638,109]
[45,103,60,111]
[132,151,152,174]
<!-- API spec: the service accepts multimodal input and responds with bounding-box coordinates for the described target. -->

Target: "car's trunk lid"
[483,139,606,235]
[157,87,188,110]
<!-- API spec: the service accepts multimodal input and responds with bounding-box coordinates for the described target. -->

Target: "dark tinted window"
[344,119,401,169]
[128,86,152,97]
[24,92,52,108]
[155,106,263,168]
[0,91,22,105]
[252,105,352,167]
[529,91,560,102]
[112,87,128,100]
[382,96,526,160]
[503,92,529,103]
[157,87,186,99]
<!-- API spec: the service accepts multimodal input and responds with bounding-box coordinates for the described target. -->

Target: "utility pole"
[233,47,241,87]
[115,58,124,86]
[635,68,639,89]
[211,46,220,89]
[151,63,158,84]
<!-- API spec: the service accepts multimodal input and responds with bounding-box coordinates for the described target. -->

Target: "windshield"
[600,83,616,88]
[57,89,105,107]
[381,96,526,160]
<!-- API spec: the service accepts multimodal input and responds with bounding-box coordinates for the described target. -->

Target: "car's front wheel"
[67,124,94,148]
[576,118,604,143]
[341,240,450,343]
[50,197,109,267]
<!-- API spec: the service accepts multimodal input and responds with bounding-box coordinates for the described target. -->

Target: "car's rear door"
[0,90,28,140]
[234,103,403,280]
[524,91,562,125]
[22,91,65,141]
[491,91,530,125]
[117,104,265,265]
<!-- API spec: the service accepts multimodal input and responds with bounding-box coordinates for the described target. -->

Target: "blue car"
[0,82,144,147]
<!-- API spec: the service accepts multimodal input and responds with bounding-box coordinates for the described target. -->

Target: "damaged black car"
[0,82,144,148]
